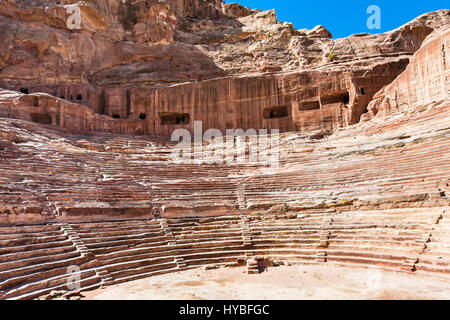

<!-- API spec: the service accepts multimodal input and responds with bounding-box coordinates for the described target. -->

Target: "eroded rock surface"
[0,1,448,135]
[0,1,449,301]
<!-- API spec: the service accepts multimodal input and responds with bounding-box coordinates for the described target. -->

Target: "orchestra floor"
[83,264,450,300]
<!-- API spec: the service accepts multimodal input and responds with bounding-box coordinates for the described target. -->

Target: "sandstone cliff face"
[0,3,449,299]
[362,26,449,120]
[0,25,448,222]
[0,1,448,136]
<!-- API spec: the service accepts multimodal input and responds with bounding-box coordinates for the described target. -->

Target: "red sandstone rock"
[307,25,332,38]
[222,2,251,19]
[363,26,449,120]
[0,0,449,301]
[0,1,447,136]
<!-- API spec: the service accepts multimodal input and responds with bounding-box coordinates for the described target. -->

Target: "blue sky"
[226,0,449,38]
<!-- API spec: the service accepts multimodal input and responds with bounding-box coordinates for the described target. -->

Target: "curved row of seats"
[0,101,448,298]
[0,103,448,218]
[0,224,101,300]
[1,206,449,299]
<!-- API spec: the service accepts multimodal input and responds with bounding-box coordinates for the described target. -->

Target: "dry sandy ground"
[83,264,450,300]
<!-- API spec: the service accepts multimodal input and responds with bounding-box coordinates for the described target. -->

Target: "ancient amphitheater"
[0,0,449,300]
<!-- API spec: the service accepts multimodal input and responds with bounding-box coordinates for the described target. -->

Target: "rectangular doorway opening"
[299,101,320,111]
[31,113,52,124]
[33,96,39,107]
[263,105,289,119]
[320,91,350,105]
[159,112,190,125]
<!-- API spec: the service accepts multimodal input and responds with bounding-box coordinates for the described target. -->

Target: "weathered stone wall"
[0,56,408,136]
[122,61,406,135]
[0,24,443,137]
[0,82,98,109]
[363,27,449,120]
[0,1,447,136]
[0,89,147,134]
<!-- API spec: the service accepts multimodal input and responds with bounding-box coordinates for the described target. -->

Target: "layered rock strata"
[0,1,448,135]
[0,0,449,300]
